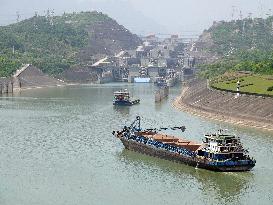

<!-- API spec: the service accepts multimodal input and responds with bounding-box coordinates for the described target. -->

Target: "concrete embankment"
[173,80,273,132]
[0,65,66,94]
[14,65,66,90]
[0,77,13,94]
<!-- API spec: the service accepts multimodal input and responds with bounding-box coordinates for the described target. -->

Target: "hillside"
[197,16,273,55]
[196,16,273,78]
[0,11,141,77]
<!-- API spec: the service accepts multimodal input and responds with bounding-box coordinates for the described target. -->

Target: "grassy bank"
[211,74,273,96]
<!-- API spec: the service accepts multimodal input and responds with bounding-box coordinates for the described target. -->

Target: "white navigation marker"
[236,80,240,98]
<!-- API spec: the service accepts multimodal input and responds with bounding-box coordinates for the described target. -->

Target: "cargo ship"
[113,90,140,106]
[113,116,256,172]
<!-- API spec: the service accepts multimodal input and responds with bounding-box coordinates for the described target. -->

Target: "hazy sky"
[1,0,273,36]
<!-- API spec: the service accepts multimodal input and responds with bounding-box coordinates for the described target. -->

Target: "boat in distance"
[113,89,140,106]
[113,116,256,172]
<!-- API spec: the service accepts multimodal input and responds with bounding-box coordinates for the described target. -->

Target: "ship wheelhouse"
[113,90,130,101]
[198,130,247,161]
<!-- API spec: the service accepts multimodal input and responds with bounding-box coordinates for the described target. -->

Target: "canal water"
[0,83,272,205]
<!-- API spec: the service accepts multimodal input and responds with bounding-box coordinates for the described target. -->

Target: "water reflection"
[118,149,253,205]
[113,106,130,117]
[155,98,169,111]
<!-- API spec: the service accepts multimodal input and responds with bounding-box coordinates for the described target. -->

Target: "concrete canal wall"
[0,64,65,94]
[155,86,169,102]
[174,80,273,132]
[0,77,13,94]
[14,65,65,89]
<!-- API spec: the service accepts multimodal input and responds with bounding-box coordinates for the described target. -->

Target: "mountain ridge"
[0,11,142,77]
[195,17,273,77]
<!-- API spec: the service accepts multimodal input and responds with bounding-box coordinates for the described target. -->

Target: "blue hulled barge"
[113,116,256,172]
[113,90,140,106]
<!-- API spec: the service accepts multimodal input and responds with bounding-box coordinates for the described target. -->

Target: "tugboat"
[113,116,256,172]
[113,89,140,106]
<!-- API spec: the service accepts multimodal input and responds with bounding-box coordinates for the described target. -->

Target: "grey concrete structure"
[0,77,13,94]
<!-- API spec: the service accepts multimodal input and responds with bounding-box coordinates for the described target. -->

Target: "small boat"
[113,116,256,172]
[113,89,140,106]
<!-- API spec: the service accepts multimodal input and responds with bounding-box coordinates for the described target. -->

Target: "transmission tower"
[16,11,20,23]
[239,10,243,20]
[45,9,54,26]
[251,19,257,49]
[46,9,50,20]
[258,0,264,18]
[231,6,236,20]
[50,10,54,25]
[248,12,253,19]
[242,20,246,35]
[33,11,38,30]
[266,9,272,18]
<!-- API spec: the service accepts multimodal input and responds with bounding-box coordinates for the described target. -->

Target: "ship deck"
[137,132,202,152]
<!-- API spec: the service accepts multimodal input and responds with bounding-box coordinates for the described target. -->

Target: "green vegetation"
[199,49,273,78]
[0,55,21,77]
[267,86,273,91]
[208,17,273,55]
[199,16,273,79]
[0,11,111,77]
[211,74,273,96]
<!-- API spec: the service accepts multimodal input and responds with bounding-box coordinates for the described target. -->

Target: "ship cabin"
[197,130,247,161]
[114,90,130,101]
[113,89,140,106]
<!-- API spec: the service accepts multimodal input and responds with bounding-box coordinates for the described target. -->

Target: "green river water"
[0,83,272,205]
